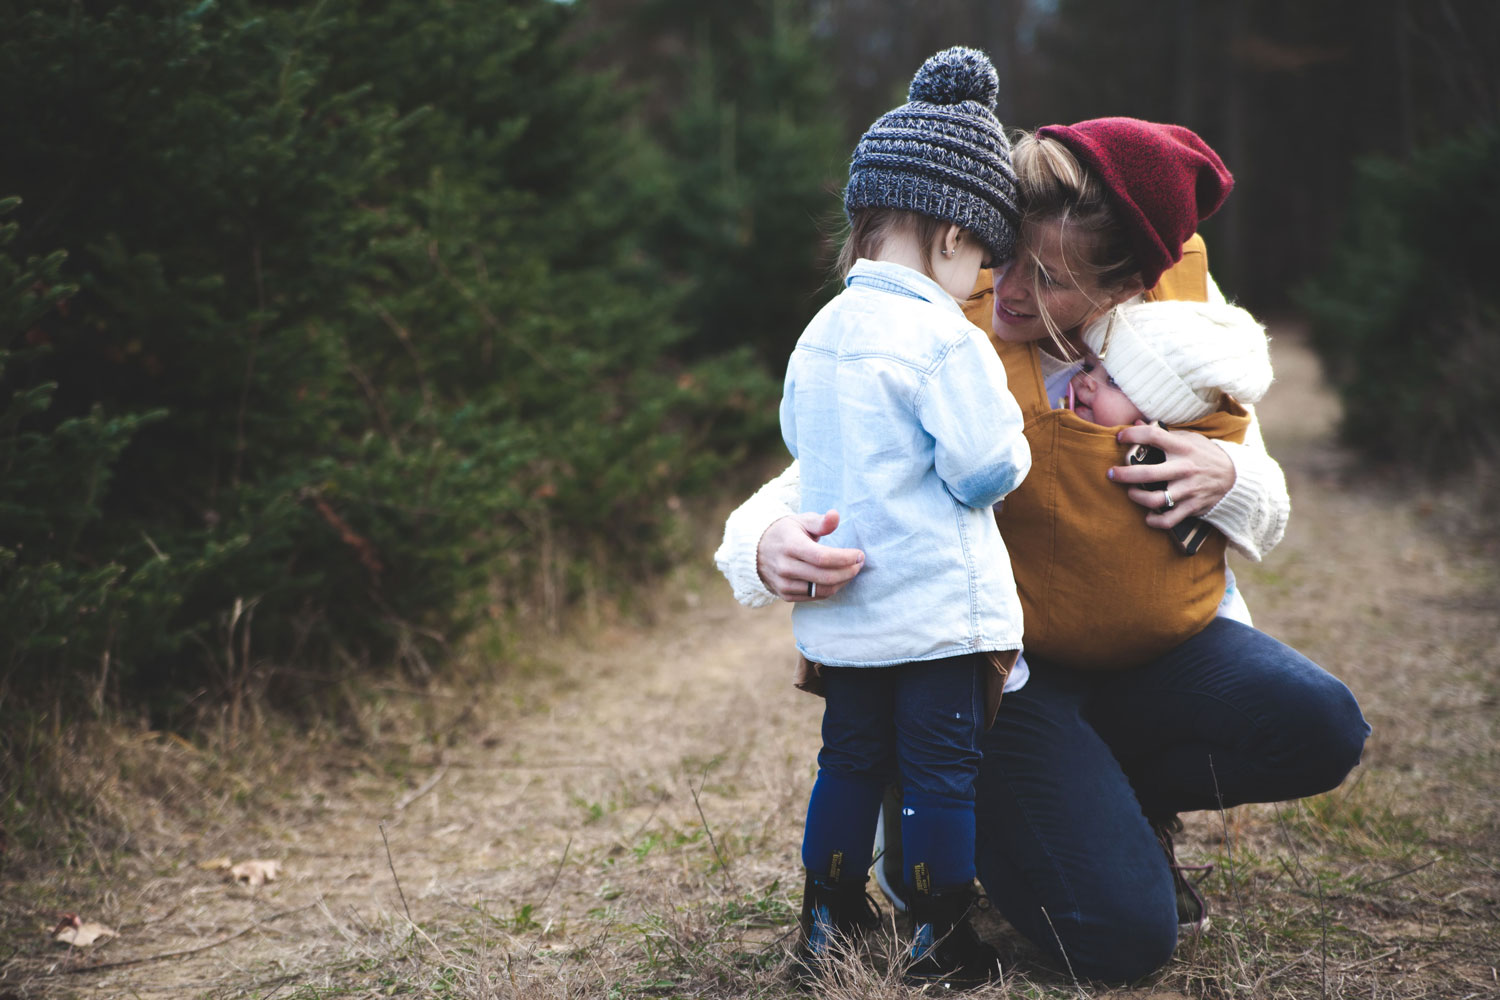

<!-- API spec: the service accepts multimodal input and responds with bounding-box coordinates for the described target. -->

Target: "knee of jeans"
[817,739,896,784]
[1294,683,1371,793]
[900,760,979,802]
[1309,721,1370,795]
[978,861,1178,983]
[1055,900,1178,983]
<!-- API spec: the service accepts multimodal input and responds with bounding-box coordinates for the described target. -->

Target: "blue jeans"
[972,618,1369,981]
[804,655,985,891]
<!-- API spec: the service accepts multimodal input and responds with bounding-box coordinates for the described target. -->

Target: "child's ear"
[940,223,963,256]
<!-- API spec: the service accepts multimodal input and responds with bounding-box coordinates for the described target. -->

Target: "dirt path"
[13,329,1499,999]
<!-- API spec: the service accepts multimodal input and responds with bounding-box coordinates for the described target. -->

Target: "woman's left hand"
[1109,422,1236,529]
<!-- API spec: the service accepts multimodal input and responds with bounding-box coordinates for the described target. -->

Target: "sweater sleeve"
[713,460,802,607]
[1203,406,1289,561]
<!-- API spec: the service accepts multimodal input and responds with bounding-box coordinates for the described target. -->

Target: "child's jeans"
[802,653,986,892]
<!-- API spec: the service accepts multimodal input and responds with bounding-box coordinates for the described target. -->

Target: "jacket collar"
[847,259,966,318]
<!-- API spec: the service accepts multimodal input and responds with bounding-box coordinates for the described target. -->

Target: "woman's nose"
[994,261,1026,298]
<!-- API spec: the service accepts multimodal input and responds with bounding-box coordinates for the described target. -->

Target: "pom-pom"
[908,47,999,109]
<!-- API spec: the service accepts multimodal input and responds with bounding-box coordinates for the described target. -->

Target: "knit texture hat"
[1082,300,1272,425]
[845,47,1020,266]
[1036,118,1233,290]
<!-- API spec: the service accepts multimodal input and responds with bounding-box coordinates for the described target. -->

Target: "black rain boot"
[792,870,881,986]
[904,884,1001,990]
[1150,814,1213,933]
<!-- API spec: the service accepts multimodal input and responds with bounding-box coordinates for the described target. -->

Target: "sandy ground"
[11,327,1499,999]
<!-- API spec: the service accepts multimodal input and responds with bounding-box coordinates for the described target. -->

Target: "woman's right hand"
[757,511,865,602]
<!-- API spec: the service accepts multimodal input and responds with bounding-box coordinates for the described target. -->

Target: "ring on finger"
[1161,487,1176,511]
[807,581,816,598]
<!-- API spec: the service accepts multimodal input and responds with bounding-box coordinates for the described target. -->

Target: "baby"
[1067,299,1272,432]
[999,296,1273,672]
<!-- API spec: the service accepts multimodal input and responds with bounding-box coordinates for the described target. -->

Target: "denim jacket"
[780,259,1031,667]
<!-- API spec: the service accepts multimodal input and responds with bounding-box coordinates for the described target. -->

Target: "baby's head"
[1068,300,1272,427]
[1068,351,1146,427]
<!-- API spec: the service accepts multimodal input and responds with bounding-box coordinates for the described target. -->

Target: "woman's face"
[990,218,1121,346]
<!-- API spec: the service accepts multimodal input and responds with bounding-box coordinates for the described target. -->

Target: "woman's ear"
[1110,274,1147,306]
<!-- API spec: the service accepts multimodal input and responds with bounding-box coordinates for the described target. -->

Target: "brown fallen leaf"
[230,859,280,886]
[50,913,117,947]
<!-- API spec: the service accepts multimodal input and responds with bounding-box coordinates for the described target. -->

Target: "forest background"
[2,0,1497,853]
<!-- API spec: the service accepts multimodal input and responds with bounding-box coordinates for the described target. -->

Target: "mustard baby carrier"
[963,237,1250,670]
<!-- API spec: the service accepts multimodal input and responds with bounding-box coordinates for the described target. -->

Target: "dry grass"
[2,328,1497,999]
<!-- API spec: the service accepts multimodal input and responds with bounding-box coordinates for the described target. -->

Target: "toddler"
[779,47,1028,988]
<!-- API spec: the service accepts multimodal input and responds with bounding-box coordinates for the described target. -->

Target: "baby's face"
[1068,352,1145,427]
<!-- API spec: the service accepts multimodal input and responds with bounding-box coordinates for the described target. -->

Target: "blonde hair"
[835,209,947,282]
[1011,131,1144,355]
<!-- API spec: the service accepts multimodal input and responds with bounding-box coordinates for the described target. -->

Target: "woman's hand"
[756,511,865,602]
[1110,423,1236,529]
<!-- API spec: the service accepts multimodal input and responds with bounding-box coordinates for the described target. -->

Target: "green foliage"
[0,1,783,718]
[1297,128,1500,474]
[1,201,166,696]
[622,0,847,369]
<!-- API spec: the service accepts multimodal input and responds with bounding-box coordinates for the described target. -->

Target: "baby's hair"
[1011,131,1143,356]
[836,209,947,282]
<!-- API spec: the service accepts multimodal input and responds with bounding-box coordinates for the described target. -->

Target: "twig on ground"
[1356,858,1437,890]
[537,836,573,912]
[394,760,450,812]
[1038,906,1086,999]
[1211,755,1261,994]
[1340,946,1400,971]
[54,903,317,976]
[1317,874,1330,1000]
[690,764,737,895]
[1262,945,1321,982]
[626,788,670,842]
[379,821,412,924]
[1273,801,1311,890]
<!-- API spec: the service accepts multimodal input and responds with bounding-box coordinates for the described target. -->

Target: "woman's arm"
[1201,414,1288,561]
[1110,407,1289,560]
[712,461,866,606]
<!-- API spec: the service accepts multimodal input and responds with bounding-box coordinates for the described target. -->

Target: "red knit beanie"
[1035,117,1233,290]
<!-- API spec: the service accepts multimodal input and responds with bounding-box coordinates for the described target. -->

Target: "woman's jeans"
[804,654,986,892]
[973,618,1369,981]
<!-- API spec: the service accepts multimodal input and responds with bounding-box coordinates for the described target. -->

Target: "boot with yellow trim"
[903,866,1001,989]
[791,862,882,987]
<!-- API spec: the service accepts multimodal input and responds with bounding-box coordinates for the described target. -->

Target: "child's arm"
[918,330,1032,509]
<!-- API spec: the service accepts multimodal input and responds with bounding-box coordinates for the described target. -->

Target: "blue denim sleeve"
[779,361,799,461]
[918,331,1031,509]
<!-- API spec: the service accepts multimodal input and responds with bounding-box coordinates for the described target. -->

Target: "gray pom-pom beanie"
[844,47,1020,266]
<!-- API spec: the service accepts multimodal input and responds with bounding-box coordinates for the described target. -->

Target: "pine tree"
[0,1,779,714]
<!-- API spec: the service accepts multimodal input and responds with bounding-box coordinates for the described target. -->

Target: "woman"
[715,117,1369,981]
